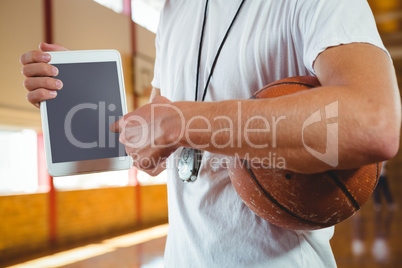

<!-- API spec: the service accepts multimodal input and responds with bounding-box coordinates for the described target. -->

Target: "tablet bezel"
[40,50,131,177]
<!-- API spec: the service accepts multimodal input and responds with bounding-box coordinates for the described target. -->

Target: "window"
[0,129,38,194]
[0,128,166,192]
[132,0,165,33]
[93,0,123,13]
[53,170,130,190]
[93,0,165,33]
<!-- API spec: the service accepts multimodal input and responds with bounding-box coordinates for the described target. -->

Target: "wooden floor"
[6,202,401,268]
[46,204,402,268]
[59,237,166,268]
[331,189,402,268]
[6,225,168,268]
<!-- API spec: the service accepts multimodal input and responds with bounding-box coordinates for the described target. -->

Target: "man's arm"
[171,43,400,173]
[113,43,401,174]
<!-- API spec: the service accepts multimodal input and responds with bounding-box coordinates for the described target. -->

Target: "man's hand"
[20,43,68,108]
[110,96,182,176]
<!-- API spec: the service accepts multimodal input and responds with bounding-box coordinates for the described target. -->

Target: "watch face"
[178,148,202,182]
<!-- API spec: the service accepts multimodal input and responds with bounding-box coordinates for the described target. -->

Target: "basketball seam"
[245,161,323,227]
[327,171,360,210]
[252,82,316,99]
[375,163,381,186]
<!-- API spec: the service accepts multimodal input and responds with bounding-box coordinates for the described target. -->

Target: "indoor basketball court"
[1,0,402,267]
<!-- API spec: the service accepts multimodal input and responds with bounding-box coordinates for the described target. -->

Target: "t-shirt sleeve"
[295,0,389,75]
[151,26,161,89]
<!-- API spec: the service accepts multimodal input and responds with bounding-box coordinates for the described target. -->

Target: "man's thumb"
[39,42,69,52]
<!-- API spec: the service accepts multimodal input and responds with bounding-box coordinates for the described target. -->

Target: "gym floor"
[331,187,402,268]
[6,225,168,268]
[6,201,402,268]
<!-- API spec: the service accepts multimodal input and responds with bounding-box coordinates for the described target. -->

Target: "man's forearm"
[172,84,399,173]
[114,44,400,175]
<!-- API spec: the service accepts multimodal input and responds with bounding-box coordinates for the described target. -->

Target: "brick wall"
[141,185,169,225]
[0,184,168,263]
[0,193,48,261]
[56,187,137,245]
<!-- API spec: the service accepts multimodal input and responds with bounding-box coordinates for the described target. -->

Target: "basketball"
[227,76,381,230]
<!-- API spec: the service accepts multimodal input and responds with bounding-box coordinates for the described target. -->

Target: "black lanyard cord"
[194,0,247,102]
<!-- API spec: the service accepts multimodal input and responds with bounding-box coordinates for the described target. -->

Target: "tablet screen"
[46,61,127,163]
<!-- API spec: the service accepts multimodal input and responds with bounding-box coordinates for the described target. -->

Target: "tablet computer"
[40,50,131,177]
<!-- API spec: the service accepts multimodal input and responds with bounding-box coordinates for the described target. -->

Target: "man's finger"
[20,43,69,65]
[110,117,123,133]
[110,112,146,133]
[39,42,69,52]
[26,88,57,108]
[20,50,51,65]
[23,77,63,92]
[21,63,59,78]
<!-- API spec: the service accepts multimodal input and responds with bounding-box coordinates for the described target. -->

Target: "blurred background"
[0,0,401,267]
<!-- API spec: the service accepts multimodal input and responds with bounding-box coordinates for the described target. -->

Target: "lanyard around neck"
[194,0,247,102]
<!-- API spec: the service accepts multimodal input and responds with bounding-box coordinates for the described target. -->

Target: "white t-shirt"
[152,0,386,267]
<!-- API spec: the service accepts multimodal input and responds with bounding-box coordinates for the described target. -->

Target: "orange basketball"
[228,76,381,230]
